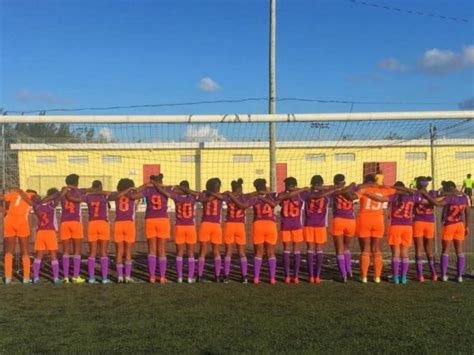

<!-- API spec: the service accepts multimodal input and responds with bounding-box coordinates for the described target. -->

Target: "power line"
[4,97,458,115]
[349,0,471,23]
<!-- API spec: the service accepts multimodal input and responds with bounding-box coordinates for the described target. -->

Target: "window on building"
[305,154,326,162]
[68,156,89,164]
[455,151,474,160]
[405,152,427,160]
[102,155,122,164]
[334,153,355,161]
[232,154,253,163]
[36,156,57,164]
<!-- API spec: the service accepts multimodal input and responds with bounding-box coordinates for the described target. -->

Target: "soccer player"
[223,178,254,283]
[357,174,396,283]
[331,174,358,281]
[17,188,63,284]
[197,178,226,282]
[0,189,37,284]
[461,173,472,205]
[251,178,278,285]
[59,174,87,284]
[412,176,439,282]
[364,182,418,284]
[109,178,142,283]
[66,180,112,284]
[154,180,199,283]
[438,181,470,282]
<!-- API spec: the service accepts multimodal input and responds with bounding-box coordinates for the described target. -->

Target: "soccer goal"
[1,110,473,272]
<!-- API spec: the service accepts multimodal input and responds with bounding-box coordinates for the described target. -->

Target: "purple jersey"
[442,195,469,226]
[61,188,87,222]
[143,186,170,219]
[332,193,356,220]
[112,194,136,222]
[389,194,420,226]
[33,202,58,231]
[84,194,109,222]
[251,193,278,223]
[225,194,253,223]
[172,193,197,226]
[199,193,223,224]
[302,190,329,227]
[413,190,438,223]
[280,194,304,231]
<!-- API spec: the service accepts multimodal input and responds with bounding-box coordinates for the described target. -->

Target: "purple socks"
[268,257,277,280]
[440,254,449,276]
[198,257,205,277]
[73,255,81,278]
[392,257,400,278]
[214,256,222,278]
[148,255,157,278]
[315,251,323,278]
[224,256,231,277]
[240,256,248,278]
[401,257,409,278]
[33,259,41,280]
[294,252,301,278]
[428,256,436,276]
[51,260,59,280]
[125,261,132,278]
[457,254,465,278]
[88,257,95,279]
[415,256,423,277]
[307,251,314,278]
[176,257,183,279]
[336,255,347,278]
[254,257,262,279]
[100,256,109,279]
[62,255,70,279]
[116,263,124,278]
[283,251,290,278]
[159,257,167,279]
[344,250,352,275]
[188,257,195,279]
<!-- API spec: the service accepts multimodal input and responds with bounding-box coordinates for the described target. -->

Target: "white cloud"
[378,57,407,72]
[98,127,113,141]
[459,97,474,110]
[418,45,474,74]
[198,77,221,92]
[16,88,73,104]
[184,125,226,142]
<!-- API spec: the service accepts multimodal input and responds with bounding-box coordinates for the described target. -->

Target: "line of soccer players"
[0,172,470,285]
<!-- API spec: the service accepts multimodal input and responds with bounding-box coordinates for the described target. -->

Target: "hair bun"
[237,178,243,184]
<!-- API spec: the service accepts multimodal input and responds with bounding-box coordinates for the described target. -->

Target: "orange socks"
[22,255,31,280]
[4,253,13,279]
[360,252,370,278]
[373,252,383,278]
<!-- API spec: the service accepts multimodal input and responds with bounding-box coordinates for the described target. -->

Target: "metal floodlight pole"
[269,0,277,191]
[429,123,438,254]
[1,108,5,193]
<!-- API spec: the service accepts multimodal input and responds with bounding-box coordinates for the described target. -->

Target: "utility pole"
[269,0,277,191]
[429,123,438,254]
[1,108,5,193]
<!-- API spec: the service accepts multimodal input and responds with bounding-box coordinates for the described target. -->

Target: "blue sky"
[1,0,473,116]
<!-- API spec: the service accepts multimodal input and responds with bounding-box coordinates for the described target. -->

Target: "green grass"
[0,280,473,353]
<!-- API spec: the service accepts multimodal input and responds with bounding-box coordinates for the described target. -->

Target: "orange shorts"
[4,217,30,238]
[145,218,170,239]
[60,221,83,240]
[34,230,58,251]
[413,221,435,239]
[442,222,466,241]
[175,225,197,245]
[252,220,278,245]
[223,222,246,245]
[331,218,356,238]
[357,215,384,238]
[114,221,136,243]
[198,222,222,244]
[304,226,327,244]
[388,225,413,246]
[280,229,304,243]
[87,220,110,242]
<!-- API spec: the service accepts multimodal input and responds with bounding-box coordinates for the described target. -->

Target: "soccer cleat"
[401,276,408,285]
[441,275,449,282]
[101,278,110,284]
[457,276,463,283]
[269,277,276,285]
[63,277,70,284]
[417,275,425,283]
[284,276,291,284]
[22,278,31,285]
[72,276,86,284]
[159,277,167,284]
[53,278,61,285]
[393,276,400,284]
[315,277,321,284]
[4,278,12,285]
[117,276,124,284]
[360,277,368,284]
[177,277,183,284]
[374,277,381,284]
[125,277,133,284]
[293,277,299,284]
[431,274,438,282]
[88,277,96,284]
[253,277,260,285]
[242,277,248,284]
[33,278,40,285]
[149,276,156,284]
[223,277,230,284]
[187,278,195,284]
[309,276,315,284]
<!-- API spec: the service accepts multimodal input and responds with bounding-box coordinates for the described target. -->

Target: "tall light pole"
[269,0,277,191]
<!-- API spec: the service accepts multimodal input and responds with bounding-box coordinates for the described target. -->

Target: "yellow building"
[11,139,474,195]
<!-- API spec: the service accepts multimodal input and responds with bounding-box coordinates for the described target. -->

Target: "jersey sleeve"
[108,192,119,201]
[299,190,311,201]
[4,192,16,202]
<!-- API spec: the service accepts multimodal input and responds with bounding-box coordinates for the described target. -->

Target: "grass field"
[0,280,473,353]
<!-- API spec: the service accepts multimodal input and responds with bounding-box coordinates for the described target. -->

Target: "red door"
[143,164,160,184]
[276,163,287,192]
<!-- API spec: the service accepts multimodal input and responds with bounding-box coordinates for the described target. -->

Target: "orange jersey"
[4,191,34,221]
[358,186,395,216]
